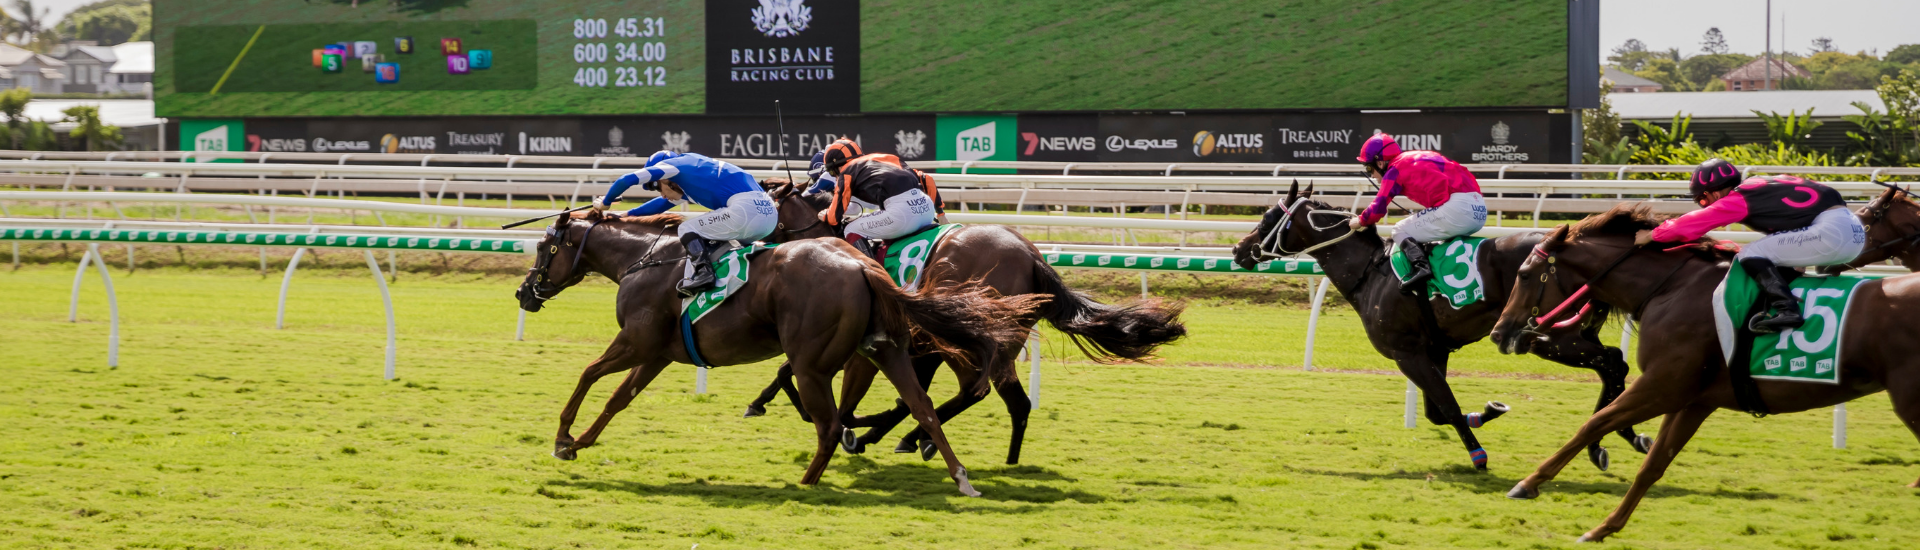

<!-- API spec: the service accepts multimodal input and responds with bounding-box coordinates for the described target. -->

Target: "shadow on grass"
[1290,466,1787,501]
[553,463,1106,512]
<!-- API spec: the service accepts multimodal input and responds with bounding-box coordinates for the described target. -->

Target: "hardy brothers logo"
[380,134,436,154]
[1471,121,1529,162]
[1021,132,1096,155]
[661,131,691,153]
[1191,131,1264,157]
[751,0,811,38]
[597,126,633,157]
[312,137,371,152]
[1104,136,1179,153]
[894,130,925,159]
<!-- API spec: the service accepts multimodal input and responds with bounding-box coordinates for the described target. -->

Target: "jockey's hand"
[1348,217,1367,231]
[1633,229,1652,247]
[590,196,612,213]
[817,210,831,223]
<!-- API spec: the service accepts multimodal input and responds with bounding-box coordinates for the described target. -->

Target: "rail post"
[696,367,709,394]
[515,309,527,341]
[1026,336,1042,408]
[364,251,397,380]
[68,245,95,321]
[1404,380,1419,428]
[1833,404,1847,449]
[1303,277,1331,371]
[90,245,119,367]
[1618,318,1634,364]
[276,248,307,329]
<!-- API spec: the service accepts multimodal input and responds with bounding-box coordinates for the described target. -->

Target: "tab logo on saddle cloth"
[1714,270,1866,385]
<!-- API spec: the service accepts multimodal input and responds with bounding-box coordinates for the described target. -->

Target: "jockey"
[592,151,778,296]
[1346,133,1488,294]
[804,150,838,195]
[1635,158,1865,332]
[813,138,946,259]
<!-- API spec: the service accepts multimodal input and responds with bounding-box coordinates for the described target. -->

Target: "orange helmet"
[820,138,861,177]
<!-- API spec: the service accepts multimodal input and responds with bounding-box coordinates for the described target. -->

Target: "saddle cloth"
[680,242,779,324]
[1713,269,1867,385]
[1389,236,1488,308]
[882,224,962,292]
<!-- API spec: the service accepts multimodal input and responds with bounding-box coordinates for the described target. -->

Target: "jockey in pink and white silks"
[1347,133,1488,294]
[1636,159,1866,332]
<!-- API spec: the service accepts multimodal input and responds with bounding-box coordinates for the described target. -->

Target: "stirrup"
[1747,310,1804,333]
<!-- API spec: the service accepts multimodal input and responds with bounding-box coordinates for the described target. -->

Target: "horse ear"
[1304,180,1315,198]
[1285,180,1299,206]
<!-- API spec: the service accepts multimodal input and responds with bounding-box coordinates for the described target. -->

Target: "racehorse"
[1489,204,1920,542]
[1231,182,1648,471]
[1821,185,1920,274]
[515,210,1045,496]
[741,179,1187,464]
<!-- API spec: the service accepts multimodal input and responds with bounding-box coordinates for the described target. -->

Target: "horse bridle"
[1517,242,1692,339]
[1834,193,1920,271]
[770,183,827,237]
[1259,197,1358,258]
[525,218,600,300]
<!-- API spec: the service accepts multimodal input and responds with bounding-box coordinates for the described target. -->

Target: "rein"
[622,224,689,277]
[1521,243,1642,334]
[1259,196,1357,258]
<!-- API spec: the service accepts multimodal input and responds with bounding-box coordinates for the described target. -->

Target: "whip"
[500,205,593,229]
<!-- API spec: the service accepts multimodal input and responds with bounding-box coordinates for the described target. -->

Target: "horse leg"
[1534,334,1650,468]
[831,355,879,453]
[872,343,980,497]
[1883,365,1920,488]
[1578,403,1716,543]
[792,367,845,486]
[743,361,808,422]
[892,362,993,461]
[554,340,651,458]
[1401,351,1488,469]
[853,353,942,450]
[993,374,1033,465]
[1507,378,1693,499]
[556,357,672,460]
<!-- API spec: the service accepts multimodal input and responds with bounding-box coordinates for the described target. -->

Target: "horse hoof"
[1469,447,1488,470]
[893,438,917,454]
[839,427,864,454]
[1575,532,1606,543]
[744,404,767,418]
[1588,446,1610,472]
[954,467,981,498]
[1506,482,1539,500]
[1632,434,1654,454]
[920,440,938,462]
[1482,401,1510,422]
[553,448,577,461]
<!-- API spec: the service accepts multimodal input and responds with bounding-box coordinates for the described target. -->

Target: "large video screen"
[156,1,1570,118]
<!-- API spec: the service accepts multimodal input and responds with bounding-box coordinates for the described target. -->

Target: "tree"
[4,0,59,51]
[0,87,29,149]
[1633,57,1694,92]
[1700,27,1729,55]
[1809,37,1837,55]
[62,105,121,151]
[57,0,150,46]
[1679,53,1753,89]
[1582,79,1637,166]
[1888,44,1920,66]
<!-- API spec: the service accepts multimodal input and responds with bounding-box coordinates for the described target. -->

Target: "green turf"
[861,0,1568,112]
[3,265,1917,549]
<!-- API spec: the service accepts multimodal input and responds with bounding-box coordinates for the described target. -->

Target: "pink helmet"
[1356,133,1402,164]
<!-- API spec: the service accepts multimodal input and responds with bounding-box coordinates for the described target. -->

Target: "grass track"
[3,266,1918,549]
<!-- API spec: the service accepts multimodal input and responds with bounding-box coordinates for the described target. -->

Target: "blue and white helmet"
[639,150,679,191]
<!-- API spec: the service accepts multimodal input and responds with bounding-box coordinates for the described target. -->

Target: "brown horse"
[515,211,1044,496]
[1231,182,1648,471]
[1821,185,1920,274]
[743,180,1188,464]
[1489,204,1920,542]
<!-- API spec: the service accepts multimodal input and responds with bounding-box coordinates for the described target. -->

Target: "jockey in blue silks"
[592,151,778,296]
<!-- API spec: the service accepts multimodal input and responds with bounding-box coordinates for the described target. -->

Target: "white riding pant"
[677,191,779,243]
[1735,207,1866,267]
[1390,192,1487,246]
[845,189,938,241]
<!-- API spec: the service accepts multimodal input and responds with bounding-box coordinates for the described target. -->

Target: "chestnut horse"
[1490,204,1920,542]
[1231,182,1647,471]
[743,180,1187,464]
[1821,185,1920,274]
[515,211,1043,495]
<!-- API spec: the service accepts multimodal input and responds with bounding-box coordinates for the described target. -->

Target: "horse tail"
[862,262,1045,396]
[1028,252,1188,362]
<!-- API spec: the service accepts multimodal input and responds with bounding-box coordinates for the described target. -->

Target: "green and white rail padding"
[1044,252,1320,276]
[0,227,531,254]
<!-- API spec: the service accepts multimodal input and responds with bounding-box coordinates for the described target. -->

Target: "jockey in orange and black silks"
[809,138,946,259]
[1635,159,1866,332]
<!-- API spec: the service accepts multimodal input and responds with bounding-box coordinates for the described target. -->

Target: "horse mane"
[1557,203,1735,262]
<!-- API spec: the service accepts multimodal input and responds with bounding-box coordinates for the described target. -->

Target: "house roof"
[68,45,118,64]
[1721,57,1809,80]
[1601,67,1663,89]
[1610,90,1885,120]
[24,99,161,129]
[107,42,151,74]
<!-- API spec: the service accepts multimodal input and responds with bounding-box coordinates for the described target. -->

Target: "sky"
[1604,0,1920,58]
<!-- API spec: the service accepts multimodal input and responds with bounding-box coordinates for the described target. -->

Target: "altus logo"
[1191,131,1264,157]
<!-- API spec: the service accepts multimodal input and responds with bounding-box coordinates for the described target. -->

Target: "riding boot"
[848,238,876,261]
[677,234,719,297]
[1396,239,1434,296]
[1740,257,1804,333]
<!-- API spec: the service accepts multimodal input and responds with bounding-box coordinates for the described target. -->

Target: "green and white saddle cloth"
[1390,236,1487,308]
[680,242,779,324]
[1713,269,1867,385]
[882,224,963,292]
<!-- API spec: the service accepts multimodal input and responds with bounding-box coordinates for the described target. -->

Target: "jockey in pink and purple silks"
[1347,133,1488,294]
[1635,158,1865,332]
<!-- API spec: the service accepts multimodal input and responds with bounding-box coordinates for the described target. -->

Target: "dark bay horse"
[1822,185,1920,274]
[1490,204,1920,542]
[515,211,1044,496]
[745,180,1188,464]
[1230,182,1646,471]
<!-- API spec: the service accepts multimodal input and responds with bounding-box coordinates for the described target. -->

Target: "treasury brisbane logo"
[894,130,926,159]
[1191,131,1264,157]
[752,0,811,37]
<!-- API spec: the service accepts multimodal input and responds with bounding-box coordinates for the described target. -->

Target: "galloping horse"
[1490,204,1920,542]
[1822,185,1920,274]
[1231,182,1647,471]
[743,179,1188,464]
[515,211,1044,495]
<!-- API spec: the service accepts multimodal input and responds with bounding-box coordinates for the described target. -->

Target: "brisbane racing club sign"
[707,0,860,114]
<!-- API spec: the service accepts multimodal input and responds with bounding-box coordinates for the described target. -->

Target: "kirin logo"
[894,130,926,159]
[661,131,691,153]
[752,0,811,38]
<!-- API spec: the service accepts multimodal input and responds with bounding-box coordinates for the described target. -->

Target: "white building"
[103,42,153,96]
[0,43,68,94]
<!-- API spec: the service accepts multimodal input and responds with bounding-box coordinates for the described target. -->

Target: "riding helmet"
[639,150,679,191]
[1355,133,1402,164]
[1689,158,1743,198]
[820,138,862,176]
